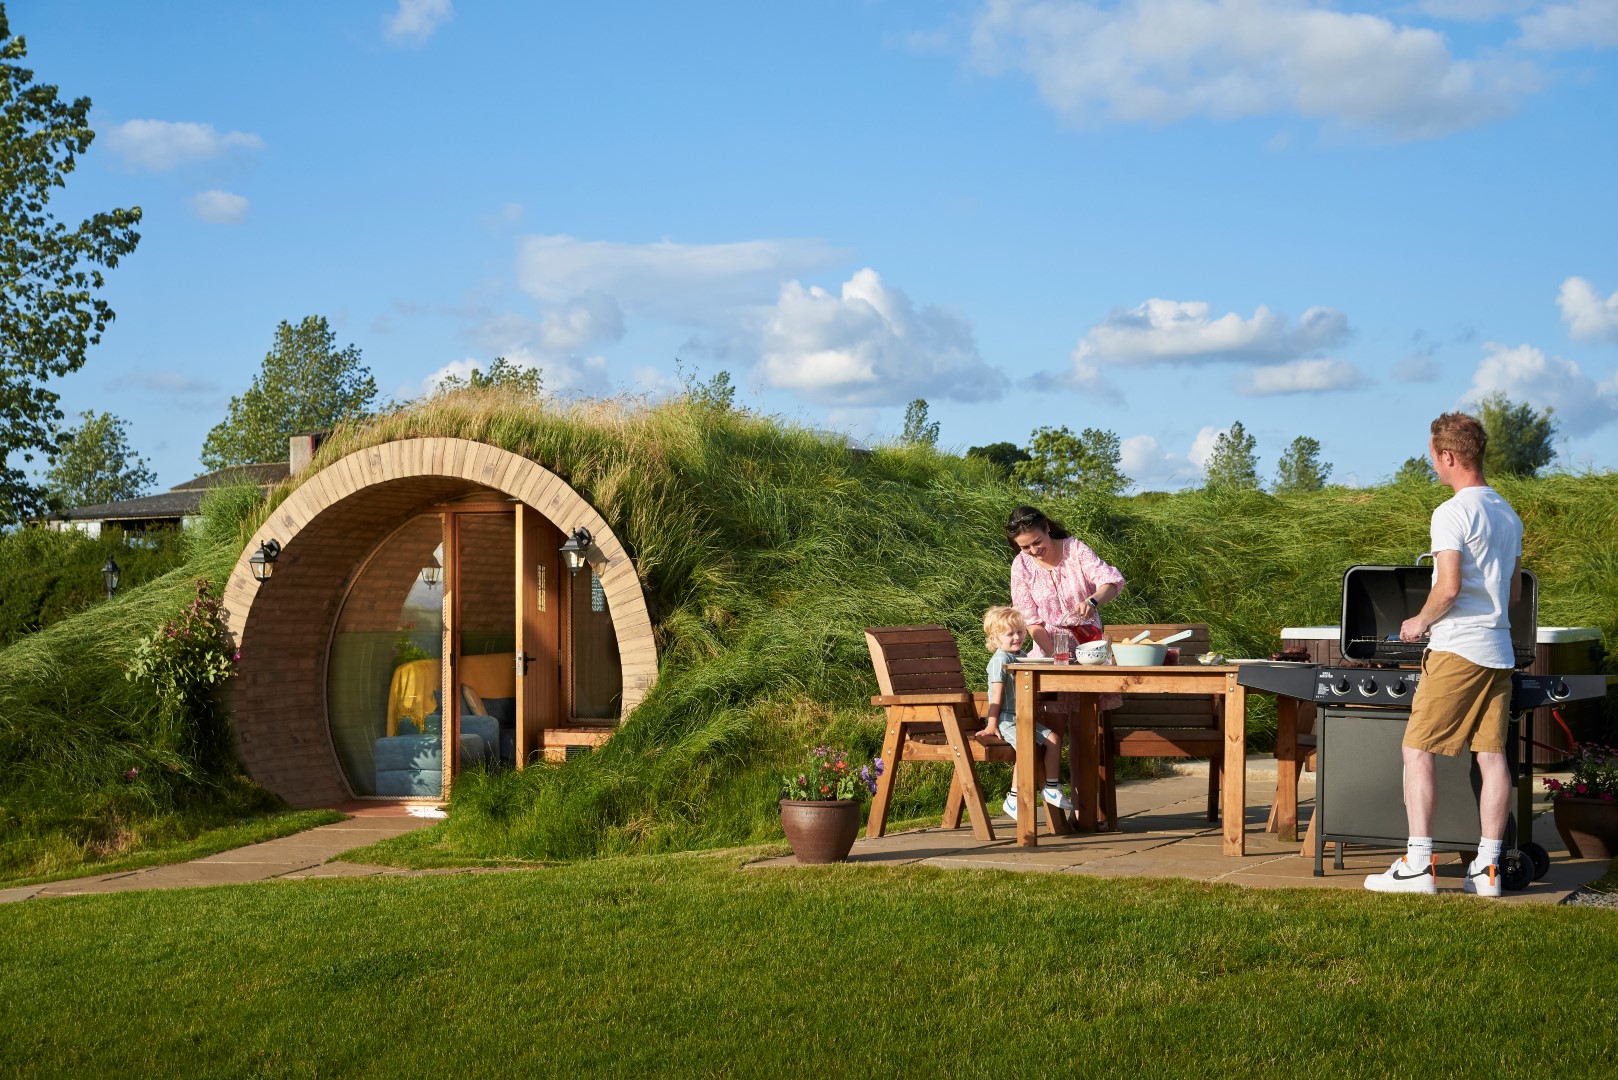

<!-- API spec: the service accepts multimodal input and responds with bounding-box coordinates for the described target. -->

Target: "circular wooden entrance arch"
[221,437,657,806]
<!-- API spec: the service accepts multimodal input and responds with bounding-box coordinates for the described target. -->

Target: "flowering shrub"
[1544,743,1618,802]
[781,745,883,802]
[125,579,238,775]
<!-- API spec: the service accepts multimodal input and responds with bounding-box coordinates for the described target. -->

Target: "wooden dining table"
[1009,661,1301,855]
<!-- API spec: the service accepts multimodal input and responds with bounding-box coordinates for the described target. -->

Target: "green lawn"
[2,852,1614,1078]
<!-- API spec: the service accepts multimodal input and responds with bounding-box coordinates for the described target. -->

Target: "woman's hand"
[1059,600,1095,626]
[975,724,999,742]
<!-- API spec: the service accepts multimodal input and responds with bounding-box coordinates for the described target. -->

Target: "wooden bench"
[864,625,1070,841]
[1098,623,1224,828]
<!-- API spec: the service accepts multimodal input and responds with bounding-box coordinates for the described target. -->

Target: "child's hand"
[975,725,997,742]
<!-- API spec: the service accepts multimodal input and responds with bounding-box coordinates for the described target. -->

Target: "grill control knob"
[1359,677,1380,697]
[1552,680,1571,701]
[1387,677,1409,697]
[1332,675,1352,696]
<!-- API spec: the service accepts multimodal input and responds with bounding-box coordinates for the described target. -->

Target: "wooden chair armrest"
[872,692,974,707]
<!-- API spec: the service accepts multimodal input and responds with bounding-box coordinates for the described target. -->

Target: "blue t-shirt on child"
[986,649,1017,725]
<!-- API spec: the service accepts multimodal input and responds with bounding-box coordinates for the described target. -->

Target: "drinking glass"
[1052,629,1075,665]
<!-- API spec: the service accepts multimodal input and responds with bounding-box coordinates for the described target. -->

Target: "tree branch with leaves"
[1,6,142,524]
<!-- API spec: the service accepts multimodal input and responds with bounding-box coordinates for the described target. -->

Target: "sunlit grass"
[2,855,1615,1078]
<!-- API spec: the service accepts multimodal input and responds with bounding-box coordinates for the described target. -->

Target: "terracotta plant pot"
[1552,797,1618,860]
[779,799,860,864]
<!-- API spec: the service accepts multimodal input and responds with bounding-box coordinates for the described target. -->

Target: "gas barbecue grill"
[1240,559,1614,890]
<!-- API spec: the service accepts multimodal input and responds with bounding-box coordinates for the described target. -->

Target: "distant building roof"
[50,461,290,524]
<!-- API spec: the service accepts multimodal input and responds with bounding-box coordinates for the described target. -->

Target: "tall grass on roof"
[4,388,1615,873]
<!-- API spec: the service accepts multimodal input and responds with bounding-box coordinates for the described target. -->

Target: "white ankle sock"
[1475,837,1502,868]
[1406,836,1433,869]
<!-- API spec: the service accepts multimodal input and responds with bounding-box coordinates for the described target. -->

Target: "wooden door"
[514,505,563,767]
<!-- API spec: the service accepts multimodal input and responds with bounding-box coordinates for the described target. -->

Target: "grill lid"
[1339,560,1537,668]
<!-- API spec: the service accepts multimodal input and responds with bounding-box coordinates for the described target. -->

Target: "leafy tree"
[676,362,735,411]
[1012,425,1129,497]
[44,410,156,508]
[1273,435,1332,493]
[901,398,940,447]
[1,7,142,525]
[1475,392,1557,478]
[965,441,1032,479]
[1203,421,1260,491]
[1393,455,1437,484]
[200,316,377,469]
[435,356,542,397]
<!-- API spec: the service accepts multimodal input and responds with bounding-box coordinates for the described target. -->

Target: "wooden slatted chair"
[1098,623,1224,828]
[864,625,1068,841]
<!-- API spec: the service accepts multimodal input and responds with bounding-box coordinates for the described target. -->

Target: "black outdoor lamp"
[559,526,593,575]
[102,555,121,599]
[249,539,282,583]
[420,553,443,588]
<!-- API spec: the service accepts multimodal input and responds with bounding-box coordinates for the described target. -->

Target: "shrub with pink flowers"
[125,579,239,775]
[1543,743,1618,802]
[781,745,883,802]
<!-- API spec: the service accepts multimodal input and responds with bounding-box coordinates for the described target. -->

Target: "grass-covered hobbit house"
[223,436,658,806]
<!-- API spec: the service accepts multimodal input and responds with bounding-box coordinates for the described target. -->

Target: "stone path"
[0,803,437,904]
[4,760,1609,905]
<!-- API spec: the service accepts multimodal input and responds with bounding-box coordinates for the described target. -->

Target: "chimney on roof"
[288,432,325,475]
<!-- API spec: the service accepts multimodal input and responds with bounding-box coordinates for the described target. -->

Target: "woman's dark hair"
[1005,505,1069,551]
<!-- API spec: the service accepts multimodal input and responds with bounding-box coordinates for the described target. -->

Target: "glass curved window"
[327,515,445,798]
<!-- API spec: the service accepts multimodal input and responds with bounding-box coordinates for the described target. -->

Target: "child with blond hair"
[978,605,1071,816]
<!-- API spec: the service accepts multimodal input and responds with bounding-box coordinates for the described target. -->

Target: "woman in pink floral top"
[1006,505,1126,658]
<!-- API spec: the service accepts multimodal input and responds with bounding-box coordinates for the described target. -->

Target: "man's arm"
[1510,557,1522,606]
[1400,549,1461,641]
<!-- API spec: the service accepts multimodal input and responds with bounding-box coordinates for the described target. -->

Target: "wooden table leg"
[1223,674,1247,856]
[1073,693,1099,832]
[1271,696,1298,843]
[1015,669,1037,847]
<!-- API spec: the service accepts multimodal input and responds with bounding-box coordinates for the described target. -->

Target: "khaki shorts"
[1403,649,1512,756]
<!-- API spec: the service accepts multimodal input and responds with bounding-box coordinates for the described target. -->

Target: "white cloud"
[1519,0,1618,50]
[1188,425,1226,471]
[385,0,453,45]
[970,0,1538,139]
[1071,299,1351,382]
[103,120,265,171]
[632,366,684,397]
[537,293,626,351]
[1557,276,1618,342]
[1241,358,1368,395]
[1465,342,1618,436]
[1120,434,1198,490]
[515,234,845,315]
[756,268,1007,406]
[189,190,249,224]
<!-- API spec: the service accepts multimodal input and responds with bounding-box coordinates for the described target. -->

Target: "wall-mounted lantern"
[102,556,121,599]
[420,553,443,588]
[559,526,593,575]
[249,539,282,583]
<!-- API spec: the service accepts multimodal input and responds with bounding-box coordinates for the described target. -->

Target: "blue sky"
[15,0,1618,490]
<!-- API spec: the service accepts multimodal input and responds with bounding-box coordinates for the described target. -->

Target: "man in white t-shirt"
[1365,412,1523,898]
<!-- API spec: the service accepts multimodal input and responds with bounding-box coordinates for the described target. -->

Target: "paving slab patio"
[749,757,1611,904]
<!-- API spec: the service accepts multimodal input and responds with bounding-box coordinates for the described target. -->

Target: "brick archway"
[220,437,657,806]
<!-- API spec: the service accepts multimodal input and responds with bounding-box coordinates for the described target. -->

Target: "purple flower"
[124,767,139,781]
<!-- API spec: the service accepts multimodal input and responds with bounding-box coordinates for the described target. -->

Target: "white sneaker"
[1042,784,1073,811]
[1463,860,1502,897]
[1363,856,1438,894]
[1002,790,1019,816]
